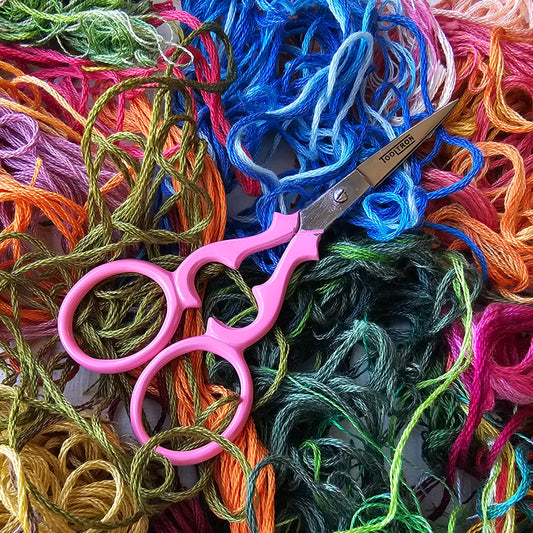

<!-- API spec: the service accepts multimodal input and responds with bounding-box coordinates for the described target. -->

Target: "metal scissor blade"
[300,100,457,232]
[356,100,457,186]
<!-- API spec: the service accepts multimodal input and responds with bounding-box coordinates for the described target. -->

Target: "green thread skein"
[0,0,168,67]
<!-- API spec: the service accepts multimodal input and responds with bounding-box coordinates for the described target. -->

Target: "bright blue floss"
[424,222,489,281]
[177,0,484,271]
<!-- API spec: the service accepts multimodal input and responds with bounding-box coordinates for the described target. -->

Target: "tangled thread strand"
[201,228,480,532]
[424,14,533,301]
[180,0,482,269]
[0,18,276,531]
[0,0,169,68]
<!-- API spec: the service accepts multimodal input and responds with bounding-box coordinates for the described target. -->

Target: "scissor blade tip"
[418,100,457,134]
[435,99,459,117]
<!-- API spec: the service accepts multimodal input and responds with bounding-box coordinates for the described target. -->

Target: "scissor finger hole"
[130,339,253,464]
[137,353,241,449]
[70,272,168,362]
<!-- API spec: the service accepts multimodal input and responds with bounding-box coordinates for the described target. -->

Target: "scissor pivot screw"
[333,188,348,203]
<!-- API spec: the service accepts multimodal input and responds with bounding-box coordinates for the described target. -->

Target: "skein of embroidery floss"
[432,0,533,31]
[436,303,533,530]
[1,18,279,531]
[0,382,148,532]
[422,4,533,301]
[0,18,263,532]
[149,496,235,533]
[180,0,482,268]
[0,0,169,68]
[200,225,481,532]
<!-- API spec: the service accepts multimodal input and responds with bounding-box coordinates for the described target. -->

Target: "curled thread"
[181,0,482,267]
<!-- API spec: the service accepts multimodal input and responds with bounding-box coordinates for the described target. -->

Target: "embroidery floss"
[438,303,533,529]
[0,0,165,68]
[201,228,480,532]
[181,0,482,260]
[0,19,276,531]
[0,395,149,532]
[424,10,533,301]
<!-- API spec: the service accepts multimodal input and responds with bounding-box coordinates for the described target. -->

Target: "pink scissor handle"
[57,259,182,374]
[173,212,303,307]
[58,211,324,465]
[129,212,323,465]
[130,335,253,465]
[174,211,323,349]
[57,213,306,375]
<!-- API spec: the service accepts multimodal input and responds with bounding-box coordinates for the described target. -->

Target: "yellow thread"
[0,388,148,533]
[0,445,31,533]
[464,417,518,533]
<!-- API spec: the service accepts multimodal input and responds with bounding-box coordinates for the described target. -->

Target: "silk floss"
[181,0,482,263]
[201,228,480,532]
[0,16,261,532]
[0,0,167,68]
[0,1,533,533]
[424,9,533,302]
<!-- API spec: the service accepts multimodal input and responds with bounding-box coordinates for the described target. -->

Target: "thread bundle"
[182,0,483,249]
[417,6,533,303]
[0,1,160,68]
[0,0,531,532]
[0,13,274,532]
[203,231,480,532]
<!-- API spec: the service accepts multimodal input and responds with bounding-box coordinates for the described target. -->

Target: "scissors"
[57,101,456,465]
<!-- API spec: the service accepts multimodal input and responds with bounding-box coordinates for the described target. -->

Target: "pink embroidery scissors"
[57,102,456,465]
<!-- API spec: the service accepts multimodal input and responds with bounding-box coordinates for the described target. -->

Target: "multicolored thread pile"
[0,0,532,531]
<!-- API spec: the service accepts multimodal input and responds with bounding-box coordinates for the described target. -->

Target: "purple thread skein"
[0,104,126,234]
